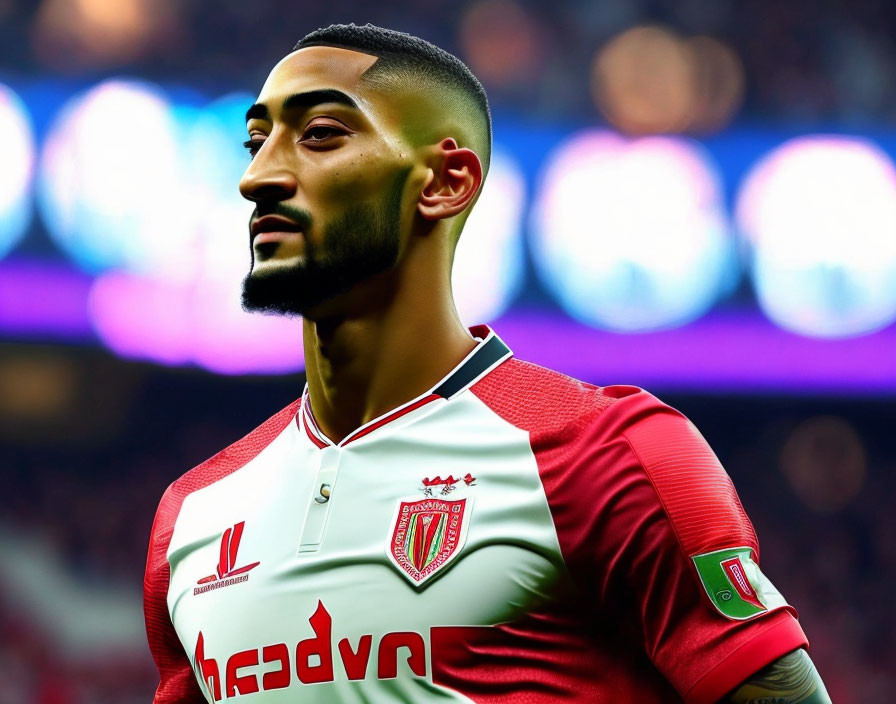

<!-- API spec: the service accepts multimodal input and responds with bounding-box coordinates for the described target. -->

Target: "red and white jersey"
[144,326,807,704]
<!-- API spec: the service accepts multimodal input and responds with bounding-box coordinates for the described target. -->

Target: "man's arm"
[726,648,831,703]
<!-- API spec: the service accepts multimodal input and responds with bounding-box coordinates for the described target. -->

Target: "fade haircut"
[294,23,492,171]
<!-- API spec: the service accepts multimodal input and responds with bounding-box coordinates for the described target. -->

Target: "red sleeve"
[471,360,808,702]
[585,388,808,703]
[144,483,206,703]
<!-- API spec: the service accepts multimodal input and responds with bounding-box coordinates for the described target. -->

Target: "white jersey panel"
[165,390,567,703]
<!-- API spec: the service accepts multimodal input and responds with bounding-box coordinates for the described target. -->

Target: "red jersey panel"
[470,358,807,703]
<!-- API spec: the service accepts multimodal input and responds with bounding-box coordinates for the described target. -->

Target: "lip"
[251,215,304,238]
[253,230,304,245]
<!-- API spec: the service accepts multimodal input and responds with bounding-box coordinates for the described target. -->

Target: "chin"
[251,253,306,271]
[242,264,306,317]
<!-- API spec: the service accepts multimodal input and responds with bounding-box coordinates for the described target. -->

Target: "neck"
[302,254,475,444]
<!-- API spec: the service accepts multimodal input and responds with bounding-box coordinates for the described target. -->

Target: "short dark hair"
[294,23,492,166]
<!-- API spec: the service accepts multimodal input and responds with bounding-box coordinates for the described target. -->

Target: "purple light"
[493,310,896,395]
[0,258,92,339]
[88,272,193,365]
[1,259,894,393]
[88,271,304,375]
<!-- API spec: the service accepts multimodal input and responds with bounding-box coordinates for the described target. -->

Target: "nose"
[239,137,298,204]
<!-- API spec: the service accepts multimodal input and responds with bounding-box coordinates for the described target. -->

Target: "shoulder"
[170,397,300,500]
[470,357,676,444]
[472,358,756,559]
[148,398,302,553]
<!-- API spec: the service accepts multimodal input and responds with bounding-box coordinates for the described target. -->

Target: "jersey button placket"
[298,446,341,554]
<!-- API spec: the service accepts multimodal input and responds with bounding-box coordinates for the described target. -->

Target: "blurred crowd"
[0,356,893,702]
[3,0,896,129]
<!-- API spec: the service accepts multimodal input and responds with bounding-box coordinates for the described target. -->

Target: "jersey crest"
[386,497,472,586]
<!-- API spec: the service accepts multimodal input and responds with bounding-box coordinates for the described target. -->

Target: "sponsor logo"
[192,601,426,700]
[692,546,789,620]
[387,497,472,586]
[720,555,765,609]
[194,521,260,596]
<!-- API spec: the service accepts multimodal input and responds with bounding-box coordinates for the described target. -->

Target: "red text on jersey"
[193,601,426,699]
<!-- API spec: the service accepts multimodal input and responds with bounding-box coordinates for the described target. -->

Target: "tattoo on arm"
[727,648,832,704]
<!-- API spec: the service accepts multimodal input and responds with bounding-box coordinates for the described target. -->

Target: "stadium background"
[1,0,894,701]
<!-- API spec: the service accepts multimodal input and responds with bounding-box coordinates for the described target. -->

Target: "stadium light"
[736,136,896,338]
[37,79,190,274]
[87,93,304,374]
[0,84,36,261]
[530,130,736,332]
[452,149,526,325]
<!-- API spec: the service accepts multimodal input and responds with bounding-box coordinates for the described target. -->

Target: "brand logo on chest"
[194,521,260,596]
[386,497,472,586]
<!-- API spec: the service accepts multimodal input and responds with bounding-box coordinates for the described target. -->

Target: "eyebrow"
[245,89,360,123]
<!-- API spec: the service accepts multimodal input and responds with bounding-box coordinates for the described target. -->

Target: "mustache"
[251,203,313,230]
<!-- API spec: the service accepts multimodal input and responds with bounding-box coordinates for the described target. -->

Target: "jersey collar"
[299,324,512,448]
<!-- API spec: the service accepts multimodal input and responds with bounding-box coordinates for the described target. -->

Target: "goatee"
[241,168,409,317]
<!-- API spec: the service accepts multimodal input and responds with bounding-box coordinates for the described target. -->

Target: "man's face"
[239,46,414,317]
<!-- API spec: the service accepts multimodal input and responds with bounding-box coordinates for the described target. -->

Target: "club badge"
[386,496,473,587]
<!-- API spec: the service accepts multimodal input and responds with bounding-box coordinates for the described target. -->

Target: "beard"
[241,168,409,317]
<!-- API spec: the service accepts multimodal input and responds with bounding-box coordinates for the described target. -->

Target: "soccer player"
[144,24,831,704]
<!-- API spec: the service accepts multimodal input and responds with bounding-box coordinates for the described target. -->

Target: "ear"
[417,139,483,221]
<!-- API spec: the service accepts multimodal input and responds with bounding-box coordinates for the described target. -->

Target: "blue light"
[736,136,896,338]
[530,130,737,332]
[453,148,527,324]
[0,84,36,261]
[37,79,184,273]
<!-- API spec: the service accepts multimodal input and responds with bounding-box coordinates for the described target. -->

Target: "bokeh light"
[87,93,304,375]
[38,79,189,274]
[459,0,543,89]
[0,83,35,261]
[736,136,896,338]
[530,130,736,332]
[688,36,746,133]
[0,354,77,421]
[453,149,526,324]
[592,26,695,134]
[32,0,177,71]
[591,26,744,135]
[780,416,867,513]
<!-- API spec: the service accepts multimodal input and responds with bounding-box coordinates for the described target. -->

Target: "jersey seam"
[621,421,760,560]
[619,430,693,563]
[618,428,702,668]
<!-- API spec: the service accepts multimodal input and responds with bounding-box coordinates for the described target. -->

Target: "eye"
[242,139,264,159]
[301,124,345,144]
